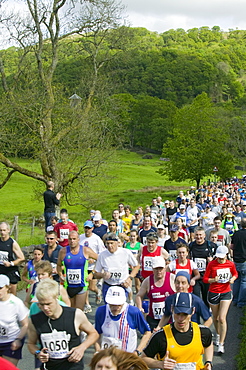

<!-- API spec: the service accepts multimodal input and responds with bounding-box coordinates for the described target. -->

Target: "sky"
[121,0,246,33]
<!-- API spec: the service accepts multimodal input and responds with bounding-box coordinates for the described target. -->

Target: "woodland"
[1,1,246,194]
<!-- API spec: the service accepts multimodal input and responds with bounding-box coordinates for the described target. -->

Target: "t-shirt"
[203,258,238,293]
[163,293,211,324]
[0,294,28,343]
[95,304,150,352]
[54,222,78,247]
[95,248,138,285]
[79,233,105,269]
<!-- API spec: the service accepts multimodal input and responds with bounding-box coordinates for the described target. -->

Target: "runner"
[57,231,98,311]
[155,271,212,330]
[0,222,25,295]
[136,256,175,331]
[124,229,142,298]
[27,279,99,370]
[203,245,238,354]
[94,286,151,353]
[0,275,28,367]
[94,233,140,302]
[90,347,148,370]
[141,292,213,369]
[166,243,200,292]
[189,226,217,307]
[54,210,78,248]
[21,246,44,286]
[138,232,168,280]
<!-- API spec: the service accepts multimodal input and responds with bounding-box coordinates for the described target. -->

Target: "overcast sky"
[121,0,246,33]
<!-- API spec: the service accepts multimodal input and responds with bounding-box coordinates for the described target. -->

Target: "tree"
[0,0,127,205]
[159,93,234,188]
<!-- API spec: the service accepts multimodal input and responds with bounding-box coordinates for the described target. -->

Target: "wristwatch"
[135,349,142,356]
[35,350,41,358]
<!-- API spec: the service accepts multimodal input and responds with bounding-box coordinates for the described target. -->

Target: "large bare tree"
[0,0,127,204]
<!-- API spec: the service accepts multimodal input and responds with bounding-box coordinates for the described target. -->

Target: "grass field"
[0,150,198,245]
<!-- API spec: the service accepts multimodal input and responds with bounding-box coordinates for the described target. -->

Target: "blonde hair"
[36,279,58,300]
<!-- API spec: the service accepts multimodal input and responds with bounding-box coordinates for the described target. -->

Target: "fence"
[9,215,45,244]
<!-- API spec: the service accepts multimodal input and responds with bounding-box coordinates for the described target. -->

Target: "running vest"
[171,259,193,293]
[141,245,162,279]
[27,260,38,281]
[31,307,83,370]
[0,238,18,275]
[162,322,204,370]
[125,242,141,258]
[147,273,175,320]
[63,246,88,288]
[100,304,137,352]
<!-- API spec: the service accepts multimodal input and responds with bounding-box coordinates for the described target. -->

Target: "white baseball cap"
[105,286,126,305]
[215,246,228,258]
[0,274,10,288]
[152,256,166,269]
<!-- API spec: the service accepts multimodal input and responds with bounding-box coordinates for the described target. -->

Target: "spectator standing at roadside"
[43,181,62,230]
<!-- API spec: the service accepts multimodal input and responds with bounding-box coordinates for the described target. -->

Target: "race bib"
[152,301,165,320]
[143,256,153,271]
[101,336,122,350]
[0,251,8,265]
[0,324,8,338]
[169,250,177,261]
[108,268,122,283]
[174,363,196,370]
[60,229,69,240]
[217,268,231,283]
[194,258,206,272]
[41,330,71,359]
[67,268,81,284]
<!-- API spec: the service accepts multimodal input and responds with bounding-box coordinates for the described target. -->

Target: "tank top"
[27,259,38,280]
[162,322,204,369]
[147,273,175,320]
[125,242,141,257]
[141,245,162,279]
[0,238,18,274]
[63,246,88,288]
[171,259,193,293]
[31,307,83,370]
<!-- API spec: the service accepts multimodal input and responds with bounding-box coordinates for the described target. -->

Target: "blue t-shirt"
[138,227,157,244]
[95,304,150,335]
[164,293,211,324]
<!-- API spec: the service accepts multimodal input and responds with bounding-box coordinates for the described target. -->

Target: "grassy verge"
[236,308,246,369]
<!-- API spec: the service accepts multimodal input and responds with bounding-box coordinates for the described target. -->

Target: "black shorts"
[207,291,232,305]
[7,270,21,284]
[67,286,86,298]
[0,338,25,360]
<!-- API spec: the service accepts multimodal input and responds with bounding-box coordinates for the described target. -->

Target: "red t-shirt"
[54,221,78,247]
[203,259,238,293]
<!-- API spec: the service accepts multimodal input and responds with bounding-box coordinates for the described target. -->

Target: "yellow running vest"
[159,322,204,369]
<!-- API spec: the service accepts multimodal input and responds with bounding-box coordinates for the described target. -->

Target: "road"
[17,290,243,370]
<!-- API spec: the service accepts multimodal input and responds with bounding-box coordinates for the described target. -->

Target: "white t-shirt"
[200,211,217,230]
[0,294,28,343]
[95,248,138,285]
[79,233,106,270]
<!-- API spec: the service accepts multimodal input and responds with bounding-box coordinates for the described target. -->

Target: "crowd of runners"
[0,177,246,369]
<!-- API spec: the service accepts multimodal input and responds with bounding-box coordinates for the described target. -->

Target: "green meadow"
[0,150,197,245]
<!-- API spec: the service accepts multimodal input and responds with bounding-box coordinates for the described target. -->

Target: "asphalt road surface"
[17,290,243,370]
